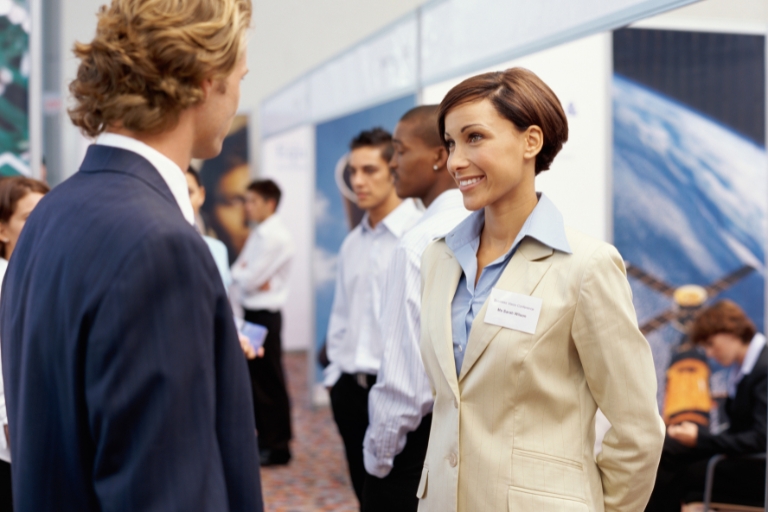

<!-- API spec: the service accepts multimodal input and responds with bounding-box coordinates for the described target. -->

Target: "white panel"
[261,79,310,138]
[260,125,316,351]
[420,0,696,85]
[422,33,612,242]
[308,13,418,122]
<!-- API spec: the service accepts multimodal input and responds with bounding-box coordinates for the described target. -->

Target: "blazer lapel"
[427,246,463,401]
[458,238,554,383]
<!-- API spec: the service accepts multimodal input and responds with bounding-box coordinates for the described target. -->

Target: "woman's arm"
[571,244,665,512]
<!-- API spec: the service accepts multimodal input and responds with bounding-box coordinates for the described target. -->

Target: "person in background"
[0,0,263,510]
[0,176,49,511]
[325,128,422,506]
[362,106,469,512]
[187,167,259,360]
[647,300,766,511]
[187,167,231,288]
[231,178,295,466]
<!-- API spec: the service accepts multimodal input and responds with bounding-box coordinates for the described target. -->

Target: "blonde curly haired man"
[0,1,263,510]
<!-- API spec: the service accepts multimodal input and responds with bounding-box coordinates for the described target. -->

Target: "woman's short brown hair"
[0,176,50,257]
[690,300,757,345]
[69,0,252,138]
[437,67,568,175]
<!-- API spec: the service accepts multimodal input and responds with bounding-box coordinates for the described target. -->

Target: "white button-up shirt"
[324,199,422,387]
[363,189,470,477]
[0,258,8,463]
[231,215,295,312]
[96,133,195,225]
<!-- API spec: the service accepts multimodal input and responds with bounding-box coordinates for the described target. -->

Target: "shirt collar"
[740,333,766,376]
[96,133,195,225]
[445,192,572,256]
[422,189,465,222]
[362,199,419,237]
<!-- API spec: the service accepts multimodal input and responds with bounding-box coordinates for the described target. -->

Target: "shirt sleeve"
[571,244,665,512]
[324,245,350,388]
[231,231,293,294]
[364,244,433,478]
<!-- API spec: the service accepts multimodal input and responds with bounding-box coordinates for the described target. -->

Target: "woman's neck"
[481,185,538,254]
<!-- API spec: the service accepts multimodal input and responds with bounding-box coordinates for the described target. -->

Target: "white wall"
[56,0,425,180]
[423,33,613,242]
[260,126,315,351]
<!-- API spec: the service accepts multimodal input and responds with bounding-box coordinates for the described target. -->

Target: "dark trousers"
[0,460,11,511]
[243,309,292,452]
[646,435,765,511]
[362,413,432,512]
[330,372,376,507]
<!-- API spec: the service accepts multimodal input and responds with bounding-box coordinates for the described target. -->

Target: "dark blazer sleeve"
[696,368,767,456]
[84,229,263,512]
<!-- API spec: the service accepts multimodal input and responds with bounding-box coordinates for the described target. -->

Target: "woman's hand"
[667,421,698,447]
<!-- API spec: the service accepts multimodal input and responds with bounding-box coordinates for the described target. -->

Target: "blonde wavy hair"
[69,0,252,137]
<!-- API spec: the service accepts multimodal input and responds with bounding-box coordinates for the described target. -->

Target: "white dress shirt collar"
[740,332,766,376]
[727,332,766,398]
[421,189,463,223]
[361,199,420,237]
[96,133,195,225]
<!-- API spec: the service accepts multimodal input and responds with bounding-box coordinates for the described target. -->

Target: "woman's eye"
[468,133,482,143]
[445,140,455,150]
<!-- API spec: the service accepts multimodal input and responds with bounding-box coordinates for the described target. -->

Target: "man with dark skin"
[362,105,470,512]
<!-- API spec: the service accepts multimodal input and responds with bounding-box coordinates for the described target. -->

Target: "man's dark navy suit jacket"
[0,145,264,511]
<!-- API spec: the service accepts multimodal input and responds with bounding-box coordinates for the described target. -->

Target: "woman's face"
[214,163,251,254]
[443,98,541,211]
[0,192,45,259]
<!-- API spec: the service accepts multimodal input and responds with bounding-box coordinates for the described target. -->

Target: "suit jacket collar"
[429,237,556,396]
[79,144,178,211]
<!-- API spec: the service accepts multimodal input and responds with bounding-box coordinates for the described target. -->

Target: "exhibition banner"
[314,95,416,383]
[0,0,30,176]
[612,28,766,424]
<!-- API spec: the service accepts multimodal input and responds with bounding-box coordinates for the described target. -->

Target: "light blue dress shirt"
[203,235,232,289]
[446,193,572,375]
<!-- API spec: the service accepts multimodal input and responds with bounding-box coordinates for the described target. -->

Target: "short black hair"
[247,179,282,208]
[399,105,442,148]
[350,127,394,163]
[186,167,202,187]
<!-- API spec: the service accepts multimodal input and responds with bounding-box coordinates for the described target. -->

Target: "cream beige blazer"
[417,228,665,512]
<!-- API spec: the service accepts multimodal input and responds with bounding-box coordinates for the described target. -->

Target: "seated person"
[646,300,766,511]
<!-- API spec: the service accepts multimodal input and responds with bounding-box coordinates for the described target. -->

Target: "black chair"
[701,453,766,512]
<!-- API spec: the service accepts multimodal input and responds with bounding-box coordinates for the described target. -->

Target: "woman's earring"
[433,165,439,171]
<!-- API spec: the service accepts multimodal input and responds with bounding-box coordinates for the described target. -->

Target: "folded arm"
[571,244,665,512]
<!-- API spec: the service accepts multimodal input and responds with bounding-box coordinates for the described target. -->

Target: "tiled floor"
[260,351,359,512]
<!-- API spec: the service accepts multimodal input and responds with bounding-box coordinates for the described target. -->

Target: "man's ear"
[200,78,214,102]
[434,146,448,171]
[199,185,206,203]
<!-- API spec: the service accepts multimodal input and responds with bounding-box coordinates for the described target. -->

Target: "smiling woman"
[416,68,665,512]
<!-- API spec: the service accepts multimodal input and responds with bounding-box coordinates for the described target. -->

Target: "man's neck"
[106,119,195,172]
[421,175,458,209]
[367,192,401,228]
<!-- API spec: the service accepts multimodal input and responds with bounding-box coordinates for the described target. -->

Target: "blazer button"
[448,453,457,467]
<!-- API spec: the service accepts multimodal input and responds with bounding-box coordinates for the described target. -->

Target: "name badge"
[484,288,542,334]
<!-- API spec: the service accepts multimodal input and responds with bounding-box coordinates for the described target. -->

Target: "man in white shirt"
[231,179,295,466]
[362,106,470,512]
[325,128,422,506]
